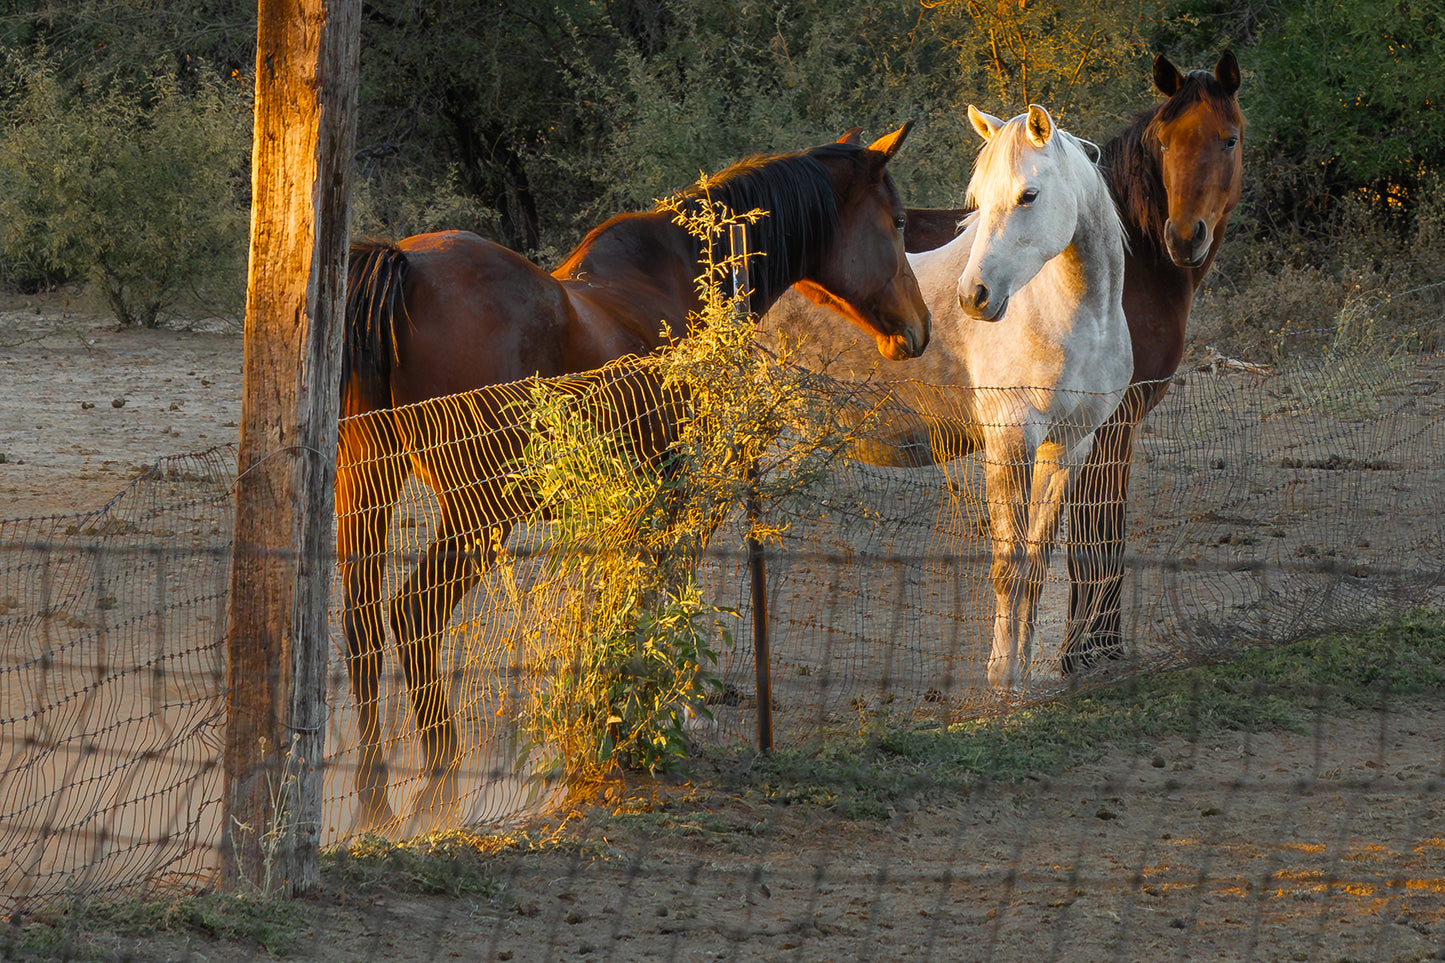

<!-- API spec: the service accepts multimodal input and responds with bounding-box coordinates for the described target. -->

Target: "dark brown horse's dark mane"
[665,142,876,314]
[1101,69,1244,250]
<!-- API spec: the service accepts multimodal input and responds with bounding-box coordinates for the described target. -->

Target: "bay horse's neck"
[554,212,708,344]
[556,149,843,344]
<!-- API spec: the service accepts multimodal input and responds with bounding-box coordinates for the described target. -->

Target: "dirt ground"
[2,304,1444,961]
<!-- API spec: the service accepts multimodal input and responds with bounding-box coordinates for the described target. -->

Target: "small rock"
[111,397,126,408]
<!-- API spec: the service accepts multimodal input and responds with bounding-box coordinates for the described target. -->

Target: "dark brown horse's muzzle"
[1165,218,1211,268]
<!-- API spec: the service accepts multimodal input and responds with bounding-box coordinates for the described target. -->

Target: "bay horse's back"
[344,230,576,415]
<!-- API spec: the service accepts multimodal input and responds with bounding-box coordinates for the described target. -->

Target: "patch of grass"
[323,829,517,897]
[706,610,1445,820]
[320,827,607,897]
[8,891,307,959]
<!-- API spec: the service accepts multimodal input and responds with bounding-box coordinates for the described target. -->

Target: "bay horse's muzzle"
[877,312,931,360]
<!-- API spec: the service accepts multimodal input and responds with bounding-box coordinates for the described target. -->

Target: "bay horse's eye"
[1019,188,1039,206]
[1224,135,1239,150]
[894,215,907,231]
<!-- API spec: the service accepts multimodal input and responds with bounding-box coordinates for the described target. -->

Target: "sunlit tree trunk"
[222,0,359,896]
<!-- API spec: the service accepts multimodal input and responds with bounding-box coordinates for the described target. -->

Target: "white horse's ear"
[1078,137,1102,163]
[968,105,1003,141]
[1025,104,1054,148]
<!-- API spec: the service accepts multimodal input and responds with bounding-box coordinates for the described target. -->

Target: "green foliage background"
[0,0,1437,343]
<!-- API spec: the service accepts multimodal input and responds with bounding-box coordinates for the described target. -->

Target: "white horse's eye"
[1019,188,1039,205]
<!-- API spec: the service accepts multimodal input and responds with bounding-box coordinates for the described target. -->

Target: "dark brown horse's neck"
[1118,209,1226,384]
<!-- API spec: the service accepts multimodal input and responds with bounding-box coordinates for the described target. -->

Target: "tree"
[1247,0,1445,235]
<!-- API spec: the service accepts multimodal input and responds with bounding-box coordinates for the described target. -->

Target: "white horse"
[759,104,1132,693]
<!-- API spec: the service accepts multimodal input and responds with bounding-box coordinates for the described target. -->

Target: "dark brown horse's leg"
[337,415,407,831]
[1062,402,1139,674]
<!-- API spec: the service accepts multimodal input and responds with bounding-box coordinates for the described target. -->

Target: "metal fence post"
[730,222,772,752]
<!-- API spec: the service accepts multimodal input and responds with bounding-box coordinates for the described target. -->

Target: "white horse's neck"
[1033,167,1125,329]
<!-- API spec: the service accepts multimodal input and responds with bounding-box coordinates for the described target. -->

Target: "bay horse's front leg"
[336,416,407,834]
[982,431,1033,693]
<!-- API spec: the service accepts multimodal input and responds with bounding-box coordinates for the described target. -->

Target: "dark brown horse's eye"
[894,215,907,231]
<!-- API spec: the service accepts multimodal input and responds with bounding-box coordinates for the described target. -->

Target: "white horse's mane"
[965,118,1124,244]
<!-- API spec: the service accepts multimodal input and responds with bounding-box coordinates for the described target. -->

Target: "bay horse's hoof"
[352,795,400,838]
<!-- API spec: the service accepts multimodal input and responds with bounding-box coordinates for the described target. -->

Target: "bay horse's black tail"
[343,240,410,394]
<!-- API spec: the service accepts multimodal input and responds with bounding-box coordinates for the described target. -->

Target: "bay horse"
[338,126,930,830]
[759,104,1130,692]
[901,52,1245,676]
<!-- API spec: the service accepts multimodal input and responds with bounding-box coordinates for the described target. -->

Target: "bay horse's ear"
[968,105,1004,142]
[1025,104,1054,148]
[836,127,864,145]
[866,122,913,162]
[1153,54,1185,96]
[1215,50,1241,95]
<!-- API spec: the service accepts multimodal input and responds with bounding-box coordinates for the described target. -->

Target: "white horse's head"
[956,104,1103,323]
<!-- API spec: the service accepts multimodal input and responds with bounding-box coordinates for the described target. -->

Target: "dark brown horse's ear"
[836,127,864,145]
[1153,54,1185,96]
[866,122,913,162]
[1215,50,1241,95]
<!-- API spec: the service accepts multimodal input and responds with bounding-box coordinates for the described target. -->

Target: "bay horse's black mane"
[664,141,874,314]
[1101,68,1243,250]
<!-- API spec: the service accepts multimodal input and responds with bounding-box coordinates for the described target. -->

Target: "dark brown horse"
[339,126,930,830]
[903,52,1245,675]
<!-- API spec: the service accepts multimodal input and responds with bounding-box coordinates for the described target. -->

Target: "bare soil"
[2,305,1443,961]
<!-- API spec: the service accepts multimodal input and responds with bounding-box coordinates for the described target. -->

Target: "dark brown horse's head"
[792,124,931,361]
[1149,51,1245,269]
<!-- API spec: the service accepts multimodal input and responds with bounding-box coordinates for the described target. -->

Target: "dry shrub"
[1190,263,1367,362]
[497,195,867,790]
[1193,167,1445,361]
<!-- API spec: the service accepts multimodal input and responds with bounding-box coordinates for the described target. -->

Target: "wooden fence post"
[222,0,360,895]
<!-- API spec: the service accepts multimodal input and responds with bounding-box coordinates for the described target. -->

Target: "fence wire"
[2,349,1444,951]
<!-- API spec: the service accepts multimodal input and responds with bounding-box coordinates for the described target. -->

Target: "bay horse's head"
[1149,51,1244,269]
[791,124,931,361]
[956,104,1113,323]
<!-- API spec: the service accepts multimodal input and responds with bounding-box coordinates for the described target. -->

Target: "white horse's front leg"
[983,430,1033,692]
[1020,437,1087,665]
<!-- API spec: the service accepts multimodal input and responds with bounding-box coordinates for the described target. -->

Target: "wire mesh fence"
[3,346,1444,955]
